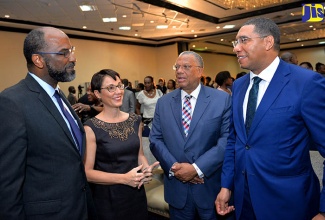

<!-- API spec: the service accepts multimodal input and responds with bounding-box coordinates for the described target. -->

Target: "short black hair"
[91,69,121,92]
[215,71,231,86]
[23,28,47,66]
[315,62,324,71]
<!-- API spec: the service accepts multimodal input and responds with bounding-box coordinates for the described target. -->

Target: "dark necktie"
[54,91,82,154]
[245,77,262,135]
[182,95,192,136]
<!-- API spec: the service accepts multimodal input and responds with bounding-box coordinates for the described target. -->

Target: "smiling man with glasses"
[216,17,325,220]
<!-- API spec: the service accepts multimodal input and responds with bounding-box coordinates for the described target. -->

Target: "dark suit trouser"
[169,185,217,220]
[240,174,257,220]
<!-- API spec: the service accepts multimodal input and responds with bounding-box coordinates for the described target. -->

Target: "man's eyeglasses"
[232,36,267,47]
[35,46,75,58]
[101,84,125,93]
[172,64,202,71]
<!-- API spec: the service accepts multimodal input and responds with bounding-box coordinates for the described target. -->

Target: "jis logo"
[302,4,324,22]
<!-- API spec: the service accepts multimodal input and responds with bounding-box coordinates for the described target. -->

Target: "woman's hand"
[125,164,145,188]
[141,161,160,185]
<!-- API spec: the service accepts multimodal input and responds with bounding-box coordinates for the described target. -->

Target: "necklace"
[144,90,155,97]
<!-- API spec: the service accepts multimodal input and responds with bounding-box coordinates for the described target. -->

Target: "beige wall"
[2,30,324,94]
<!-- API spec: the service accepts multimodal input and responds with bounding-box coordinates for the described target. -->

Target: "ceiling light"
[135,34,138,36]
[205,47,208,49]
[172,26,176,28]
[221,39,224,41]
[194,35,197,37]
[150,21,154,23]
[102,17,117,22]
[213,0,290,10]
[319,41,325,44]
[313,28,316,31]
[216,26,220,29]
[156,25,168,29]
[301,44,304,46]
[82,26,87,29]
[192,45,196,48]
[223,25,235,29]
[119,26,131,30]
[191,30,195,32]
[309,25,313,28]
[132,23,144,27]
[4,15,10,18]
[79,5,97,12]
[122,15,127,18]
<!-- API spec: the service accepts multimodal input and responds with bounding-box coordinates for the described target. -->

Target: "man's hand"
[171,162,197,183]
[215,187,235,215]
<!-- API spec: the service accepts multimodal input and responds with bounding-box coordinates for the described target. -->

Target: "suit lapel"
[235,75,250,139]
[25,75,81,155]
[248,61,290,136]
[186,87,209,140]
[170,90,185,139]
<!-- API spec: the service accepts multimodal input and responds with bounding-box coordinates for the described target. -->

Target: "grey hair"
[179,51,204,68]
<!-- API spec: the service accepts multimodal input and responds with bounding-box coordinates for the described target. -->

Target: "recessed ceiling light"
[135,33,138,36]
[205,47,208,49]
[313,28,316,31]
[132,23,144,27]
[192,45,196,48]
[223,25,235,29]
[191,30,195,32]
[102,17,117,22]
[297,38,301,41]
[221,39,224,41]
[290,13,295,16]
[301,44,304,46]
[79,5,97,11]
[119,26,131,30]
[156,25,168,29]
[122,15,127,18]
[4,15,10,18]
[194,35,197,37]
[216,26,220,29]
[82,26,87,29]
[172,26,176,28]
[150,21,154,23]
[309,25,313,28]
[319,41,325,44]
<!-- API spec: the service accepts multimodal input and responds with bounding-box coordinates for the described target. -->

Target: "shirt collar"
[181,83,201,100]
[28,72,59,97]
[249,56,280,83]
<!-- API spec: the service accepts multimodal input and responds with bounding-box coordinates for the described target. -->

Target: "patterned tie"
[245,77,262,135]
[54,91,82,154]
[182,95,192,136]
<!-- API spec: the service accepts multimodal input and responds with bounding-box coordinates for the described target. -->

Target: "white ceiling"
[0,0,325,55]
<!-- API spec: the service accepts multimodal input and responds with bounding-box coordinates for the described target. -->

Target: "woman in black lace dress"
[83,69,159,220]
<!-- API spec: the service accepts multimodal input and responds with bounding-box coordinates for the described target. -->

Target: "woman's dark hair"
[215,71,231,86]
[299,61,313,70]
[137,83,144,90]
[168,79,176,89]
[91,69,120,92]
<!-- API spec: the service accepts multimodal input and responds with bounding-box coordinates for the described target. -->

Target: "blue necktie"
[54,91,82,154]
[182,95,192,136]
[245,77,262,135]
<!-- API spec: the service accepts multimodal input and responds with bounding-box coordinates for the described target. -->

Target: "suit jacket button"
[82,186,86,191]
[245,145,250,150]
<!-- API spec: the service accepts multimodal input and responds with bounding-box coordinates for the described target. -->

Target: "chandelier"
[211,0,291,10]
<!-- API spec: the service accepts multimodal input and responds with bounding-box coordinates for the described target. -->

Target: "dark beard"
[45,58,76,82]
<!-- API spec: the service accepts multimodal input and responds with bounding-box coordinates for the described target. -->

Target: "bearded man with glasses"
[0,27,97,219]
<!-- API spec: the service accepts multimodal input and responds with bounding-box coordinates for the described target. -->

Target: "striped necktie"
[182,95,192,136]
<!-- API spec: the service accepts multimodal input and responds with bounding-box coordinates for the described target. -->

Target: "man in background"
[67,85,77,105]
[120,78,135,113]
[280,51,298,65]
[0,27,96,219]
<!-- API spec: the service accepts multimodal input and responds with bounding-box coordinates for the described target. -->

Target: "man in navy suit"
[216,17,325,220]
[0,27,96,219]
[150,51,233,219]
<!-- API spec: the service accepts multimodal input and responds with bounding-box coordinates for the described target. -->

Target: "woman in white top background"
[136,76,163,136]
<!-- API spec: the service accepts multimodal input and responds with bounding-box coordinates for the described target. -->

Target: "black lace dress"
[84,113,148,220]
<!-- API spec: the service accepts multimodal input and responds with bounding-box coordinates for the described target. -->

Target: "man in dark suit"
[0,27,96,219]
[150,51,233,219]
[120,79,135,113]
[216,17,325,220]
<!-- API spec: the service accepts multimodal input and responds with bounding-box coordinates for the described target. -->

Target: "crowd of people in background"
[2,17,325,220]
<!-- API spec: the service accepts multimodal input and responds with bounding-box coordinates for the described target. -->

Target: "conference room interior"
[0,1,324,219]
